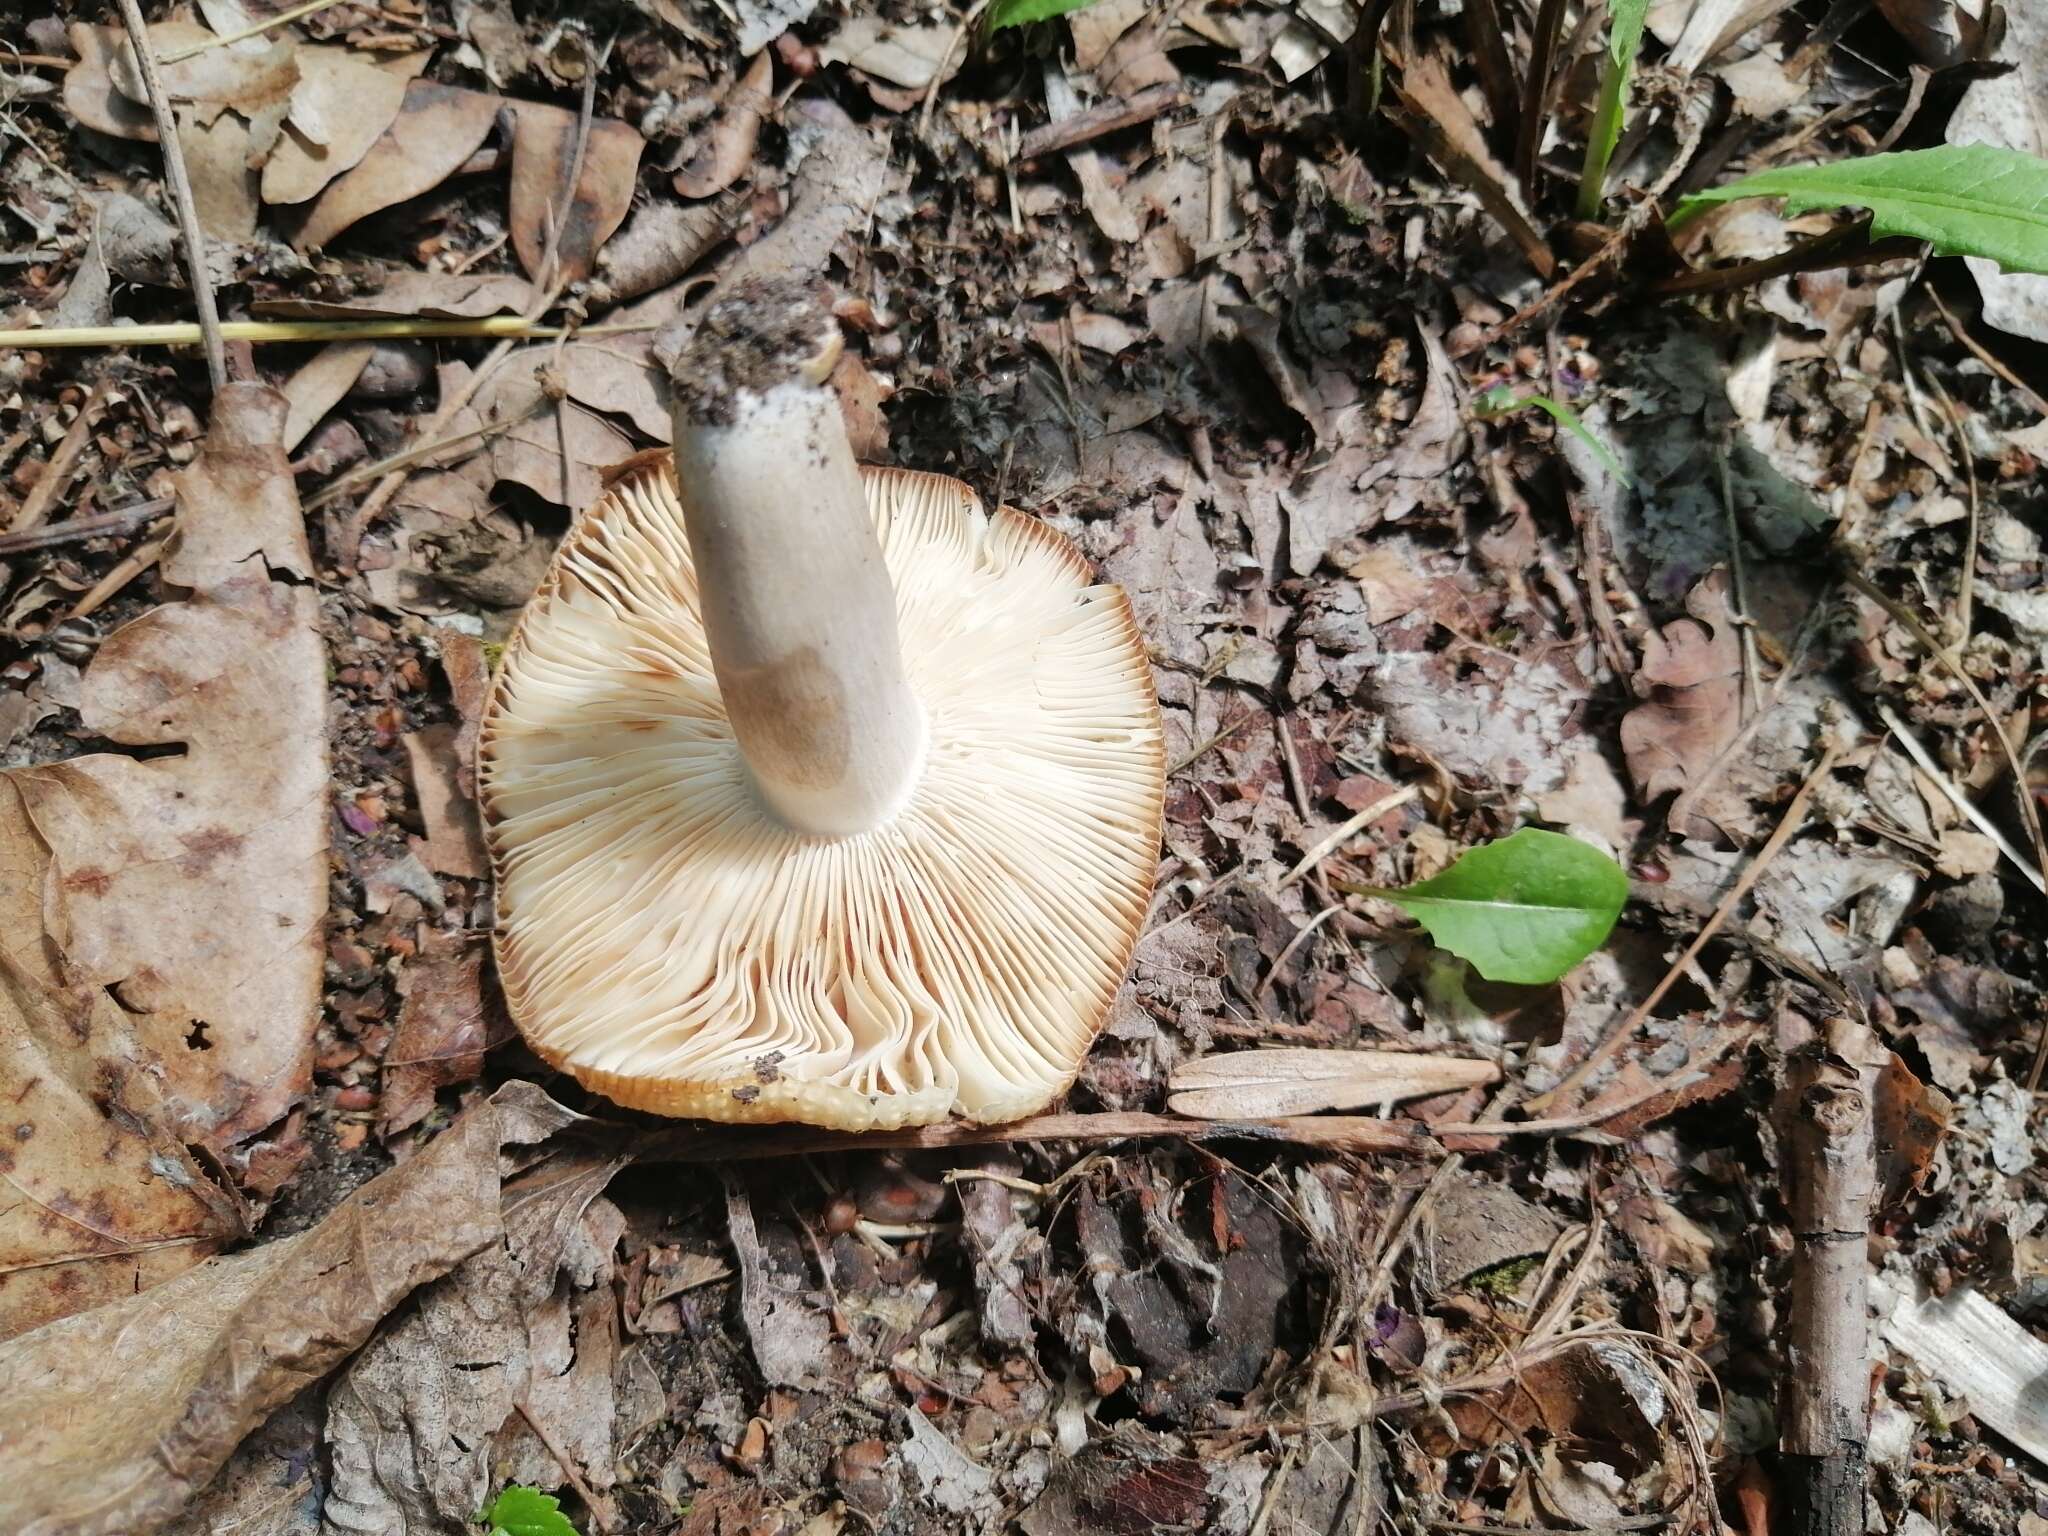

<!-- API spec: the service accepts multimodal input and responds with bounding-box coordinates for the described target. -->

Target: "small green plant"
[1667,143,2048,275]
[1576,0,1651,220]
[478,1486,578,1536]
[1472,383,1633,487]
[984,0,1104,33]
[1336,826,1628,986]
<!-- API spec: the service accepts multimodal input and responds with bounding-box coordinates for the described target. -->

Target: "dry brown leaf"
[440,632,492,799]
[0,1087,576,1536]
[176,109,260,242]
[1168,1048,1501,1119]
[113,20,300,124]
[507,105,645,286]
[0,929,241,1342]
[380,939,500,1136]
[1619,568,1742,838]
[477,364,634,508]
[63,23,156,140]
[292,80,501,253]
[280,340,375,452]
[674,50,772,200]
[262,47,410,205]
[262,267,534,320]
[403,723,489,878]
[0,385,325,1155]
[815,18,964,89]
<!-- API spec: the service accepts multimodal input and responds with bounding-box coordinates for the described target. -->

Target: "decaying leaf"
[63,23,156,140]
[1168,1048,1500,1119]
[380,940,500,1137]
[293,80,502,253]
[0,1088,577,1536]
[262,267,534,320]
[280,341,376,453]
[0,933,241,1342]
[325,1142,628,1531]
[0,384,326,1156]
[816,18,965,90]
[403,723,490,878]
[1619,569,1743,838]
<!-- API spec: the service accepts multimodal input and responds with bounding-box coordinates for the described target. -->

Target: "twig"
[1168,710,1260,777]
[1926,286,2048,420]
[112,0,228,391]
[1775,1021,1877,1536]
[1441,1028,1750,1139]
[1278,785,1421,889]
[918,0,991,138]
[63,535,169,622]
[3,382,111,539]
[1447,214,1634,360]
[1652,222,1924,298]
[156,0,348,62]
[0,316,650,350]
[515,1400,617,1532]
[1530,745,1844,1112]
[1876,704,2044,895]
[1925,373,1979,648]
[0,497,172,557]
[1716,450,1762,716]
[1017,84,1188,160]
[641,1109,1439,1164]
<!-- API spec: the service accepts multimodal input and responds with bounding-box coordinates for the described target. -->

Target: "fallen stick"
[641,1109,1440,1163]
[112,0,228,390]
[0,317,649,350]
[1017,84,1189,160]
[1776,1022,1876,1536]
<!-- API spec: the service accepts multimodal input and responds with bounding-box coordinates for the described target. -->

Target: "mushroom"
[478,276,1164,1129]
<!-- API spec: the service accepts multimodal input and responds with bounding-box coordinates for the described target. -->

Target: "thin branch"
[111,0,228,391]
[0,316,649,350]
[0,497,172,557]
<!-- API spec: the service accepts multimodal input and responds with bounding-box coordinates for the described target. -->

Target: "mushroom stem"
[669,281,925,837]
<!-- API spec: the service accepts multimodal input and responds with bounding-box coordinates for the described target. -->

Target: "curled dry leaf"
[675,50,773,200]
[0,384,325,1157]
[507,105,645,286]
[292,80,502,253]
[1167,1047,1501,1119]
[815,18,964,90]
[263,48,411,204]
[1619,568,1743,839]
[112,20,300,126]
[279,340,376,452]
[0,1088,575,1536]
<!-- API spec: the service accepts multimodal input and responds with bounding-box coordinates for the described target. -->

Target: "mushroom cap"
[479,462,1164,1128]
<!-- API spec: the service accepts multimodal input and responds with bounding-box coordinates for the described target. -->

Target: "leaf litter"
[6,0,2048,1532]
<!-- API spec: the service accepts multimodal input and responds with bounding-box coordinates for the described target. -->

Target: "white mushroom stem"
[670,290,925,837]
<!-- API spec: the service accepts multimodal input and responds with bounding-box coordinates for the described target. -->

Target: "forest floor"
[2,0,2048,1533]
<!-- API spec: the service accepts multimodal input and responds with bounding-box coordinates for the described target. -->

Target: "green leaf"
[1667,144,2048,274]
[984,0,1104,33]
[1472,385,1633,487]
[478,1487,578,1536]
[1576,0,1651,219]
[1344,827,1627,986]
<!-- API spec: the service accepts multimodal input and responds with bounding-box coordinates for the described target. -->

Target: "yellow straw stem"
[155,0,348,63]
[0,317,654,350]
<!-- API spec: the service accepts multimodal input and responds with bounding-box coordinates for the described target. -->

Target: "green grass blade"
[1344,827,1628,985]
[1666,144,2048,273]
[985,0,1104,32]
[1576,0,1651,220]
[1473,384,1633,487]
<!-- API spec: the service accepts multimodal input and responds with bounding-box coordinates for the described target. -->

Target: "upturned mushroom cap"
[479,462,1164,1128]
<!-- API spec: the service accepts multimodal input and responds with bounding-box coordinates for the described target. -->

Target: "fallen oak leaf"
[1619,568,1743,838]
[0,384,326,1156]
